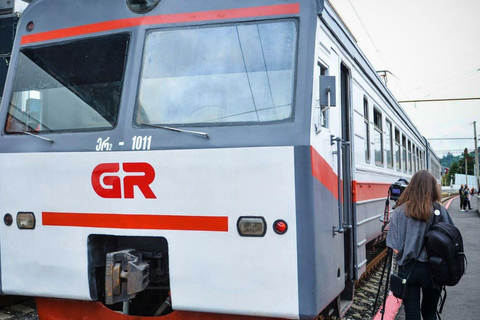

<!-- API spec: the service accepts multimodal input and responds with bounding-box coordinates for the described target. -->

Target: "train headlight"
[17,212,36,230]
[237,217,266,237]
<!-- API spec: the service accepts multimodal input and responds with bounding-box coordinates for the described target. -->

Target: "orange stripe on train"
[21,3,300,45]
[42,212,228,232]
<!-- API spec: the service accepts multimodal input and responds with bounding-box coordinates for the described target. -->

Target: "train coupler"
[105,249,150,305]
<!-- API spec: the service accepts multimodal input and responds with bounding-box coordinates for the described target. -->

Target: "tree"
[446,161,459,185]
[440,152,459,168]
[446,153,475,185]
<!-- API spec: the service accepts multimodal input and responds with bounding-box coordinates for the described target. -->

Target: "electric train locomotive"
[0,0,441,319]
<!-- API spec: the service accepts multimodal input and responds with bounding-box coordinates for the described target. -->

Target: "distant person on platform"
[459,184,465,210]
[464,186,472,211]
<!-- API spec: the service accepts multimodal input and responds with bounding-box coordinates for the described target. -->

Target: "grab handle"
[331,135,345,235]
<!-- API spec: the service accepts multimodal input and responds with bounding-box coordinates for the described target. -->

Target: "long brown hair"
[395,170,441,222]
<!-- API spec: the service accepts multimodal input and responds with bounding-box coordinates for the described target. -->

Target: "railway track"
[0,298,37,320]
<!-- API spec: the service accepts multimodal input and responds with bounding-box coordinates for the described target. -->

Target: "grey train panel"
[0,0,321,154]
[295,146,344,318]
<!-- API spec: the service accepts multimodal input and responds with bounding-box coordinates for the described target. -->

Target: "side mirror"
[320,76,336,109]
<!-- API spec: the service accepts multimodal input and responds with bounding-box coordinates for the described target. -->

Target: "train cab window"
[373,108,383,166]
[402,135,407,173]
[408,141,412,174]
[5,34,129,133]
[364,97,370,163]
[135,21,297,126]
[385,119,393,168]
[395,128,401,171]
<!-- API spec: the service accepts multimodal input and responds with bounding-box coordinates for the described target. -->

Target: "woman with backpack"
[386,170,454,320]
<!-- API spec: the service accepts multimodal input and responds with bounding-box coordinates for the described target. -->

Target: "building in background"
[454,173,477,190]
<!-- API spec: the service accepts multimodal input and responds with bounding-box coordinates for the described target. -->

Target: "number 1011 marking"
[132,136,152,150]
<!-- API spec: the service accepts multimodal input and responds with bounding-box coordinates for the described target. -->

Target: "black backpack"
[426,203,467,286]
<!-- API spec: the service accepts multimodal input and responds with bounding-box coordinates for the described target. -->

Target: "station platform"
[394,196,480,319]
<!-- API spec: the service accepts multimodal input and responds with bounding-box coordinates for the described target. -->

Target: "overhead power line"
[398,97,480,103]
[346,0,389,68]
[427,138,474,140]
[406,69,479,93]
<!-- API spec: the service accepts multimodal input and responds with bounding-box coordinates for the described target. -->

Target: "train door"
[339,63,355,302]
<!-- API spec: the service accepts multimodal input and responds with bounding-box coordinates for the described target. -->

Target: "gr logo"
[91,163,156,199]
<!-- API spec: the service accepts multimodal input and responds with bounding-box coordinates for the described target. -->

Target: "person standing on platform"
[464,186,471,211]
[387,170,454,320]
[459,184,465,211]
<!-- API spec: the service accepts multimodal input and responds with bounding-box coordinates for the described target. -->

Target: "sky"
[328,0,480,156]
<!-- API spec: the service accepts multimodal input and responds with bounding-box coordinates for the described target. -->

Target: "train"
[0,0,441,319]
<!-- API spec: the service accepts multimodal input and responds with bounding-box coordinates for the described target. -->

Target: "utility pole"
[474,121,479,191]
[464,148,468,186]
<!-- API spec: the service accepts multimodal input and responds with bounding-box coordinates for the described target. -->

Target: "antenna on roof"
[376,70,398,87]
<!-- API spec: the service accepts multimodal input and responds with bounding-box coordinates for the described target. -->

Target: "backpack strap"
[432,202,443,225]
[430,202,449,317]
[438,286,447,314]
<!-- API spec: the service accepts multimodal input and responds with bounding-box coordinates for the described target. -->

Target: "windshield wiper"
[12,131,54,144]
[141,123,210,139]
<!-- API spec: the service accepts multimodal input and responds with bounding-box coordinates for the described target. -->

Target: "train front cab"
[0,0,364,319]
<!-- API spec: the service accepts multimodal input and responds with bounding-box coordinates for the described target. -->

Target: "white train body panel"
[0,147,299,318]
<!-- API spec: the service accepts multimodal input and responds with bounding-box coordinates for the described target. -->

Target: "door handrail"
[331,135,345,235]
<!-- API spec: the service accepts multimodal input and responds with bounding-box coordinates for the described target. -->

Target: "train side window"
[412,145,417,172]
[5,33,130,133]
[395,128,401,171]
[416,148,420,171]
[385,119,393,168]
[402,135,407,173]
[408,141,412,174]
[420,150,424,170]
[363,97,370,163]
[319,63,329,128]
[373,108,383,166]
[419,148,422,170]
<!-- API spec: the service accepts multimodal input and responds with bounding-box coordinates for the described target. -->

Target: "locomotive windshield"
[5,34,129,133]
[136,20,297,126]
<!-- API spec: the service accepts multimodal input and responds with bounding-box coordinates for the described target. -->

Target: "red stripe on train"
[311,146,341,200]
[37,298,283,320]
[21,3,300,45]
[354,182,391,202]
[42,212,228,232]
[310,146,391,202]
